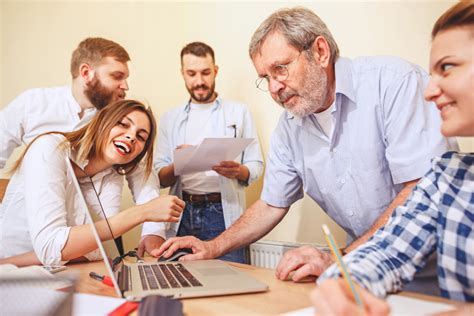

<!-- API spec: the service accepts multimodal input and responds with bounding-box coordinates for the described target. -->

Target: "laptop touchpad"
[196,267,238,276]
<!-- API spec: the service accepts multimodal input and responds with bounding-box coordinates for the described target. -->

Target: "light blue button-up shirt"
[261,56,458,242]
[153,97,264,238]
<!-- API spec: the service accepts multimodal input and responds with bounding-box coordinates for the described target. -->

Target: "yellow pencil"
[322,224,364,307]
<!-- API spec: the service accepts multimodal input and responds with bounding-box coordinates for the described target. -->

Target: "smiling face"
[424,27,474,137]
[252,32,330,117]
[84,57,130,109]
[104,109,151,166]
[181,53,218,104]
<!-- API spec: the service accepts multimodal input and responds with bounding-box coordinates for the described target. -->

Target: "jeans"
[177,201,247,264]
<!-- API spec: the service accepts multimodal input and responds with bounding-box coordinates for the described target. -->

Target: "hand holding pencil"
[310,278,390,316]
[309,225,390,316]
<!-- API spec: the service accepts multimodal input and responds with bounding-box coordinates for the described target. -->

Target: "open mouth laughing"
[113,140,132,156]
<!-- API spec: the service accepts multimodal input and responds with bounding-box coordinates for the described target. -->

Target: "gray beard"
[278,62,328,118]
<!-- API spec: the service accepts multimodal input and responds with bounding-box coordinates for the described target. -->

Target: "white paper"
[72,293,126,316]
[283,294,455,316]
[0,264,72,290]
[386,295,454,316]
[173,138,253,175]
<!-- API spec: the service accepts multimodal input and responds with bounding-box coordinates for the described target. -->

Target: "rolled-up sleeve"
[126,161,160,205]
[153,112,173,180]
[261,119,304,207]
[125,161,167,239]
[240,108,264,186]
[23,136,71,266]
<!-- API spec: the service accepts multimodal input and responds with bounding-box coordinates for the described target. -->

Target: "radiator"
[249,240,327,269]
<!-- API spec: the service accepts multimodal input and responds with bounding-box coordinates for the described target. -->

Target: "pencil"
[322,224,364,307]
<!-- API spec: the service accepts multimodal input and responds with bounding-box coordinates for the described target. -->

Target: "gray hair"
[249,6,340,64]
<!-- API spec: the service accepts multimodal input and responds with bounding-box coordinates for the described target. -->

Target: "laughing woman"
[0,100,184,266]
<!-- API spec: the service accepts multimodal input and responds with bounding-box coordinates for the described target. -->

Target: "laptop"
[65,157,268,300]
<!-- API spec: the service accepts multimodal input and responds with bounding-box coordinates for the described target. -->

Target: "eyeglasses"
[255,51,304,92]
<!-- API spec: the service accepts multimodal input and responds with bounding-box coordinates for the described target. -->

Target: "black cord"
[73,162,118,243]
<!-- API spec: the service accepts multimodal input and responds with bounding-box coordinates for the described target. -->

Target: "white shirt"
[0,134,135,265]
[313,102,335,141]
[0,86,95,168]
[0,86,162,238]
[154,97,264,236]
[181,101,220,194]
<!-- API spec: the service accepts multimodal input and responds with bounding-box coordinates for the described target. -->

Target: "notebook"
[65,157,268,300]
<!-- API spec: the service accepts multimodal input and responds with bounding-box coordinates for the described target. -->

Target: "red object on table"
[89,271,114,287]
[108,301,140,316]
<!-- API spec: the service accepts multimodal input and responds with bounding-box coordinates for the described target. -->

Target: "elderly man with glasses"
[156,7,457,295]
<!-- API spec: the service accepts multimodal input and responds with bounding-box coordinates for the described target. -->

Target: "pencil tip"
[322,224,330,234]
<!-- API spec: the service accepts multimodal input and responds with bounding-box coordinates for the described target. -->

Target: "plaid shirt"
[319,152,474,302]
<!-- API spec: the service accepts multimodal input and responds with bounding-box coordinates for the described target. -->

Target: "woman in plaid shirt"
[312,2,474,315]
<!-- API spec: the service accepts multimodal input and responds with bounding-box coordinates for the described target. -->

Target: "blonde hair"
[12,100,156,177]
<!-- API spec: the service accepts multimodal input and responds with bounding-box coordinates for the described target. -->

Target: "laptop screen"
[65,157,124,294]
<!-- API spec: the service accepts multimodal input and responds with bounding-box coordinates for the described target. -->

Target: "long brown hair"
[12,99,157,177]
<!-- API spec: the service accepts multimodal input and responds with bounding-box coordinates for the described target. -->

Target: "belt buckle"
[189,194,196,203]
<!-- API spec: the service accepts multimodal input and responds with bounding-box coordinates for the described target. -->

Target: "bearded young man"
[156,7,459,296]
[142,42,263,264]
[0,37,167,263]
[1,37,129,167]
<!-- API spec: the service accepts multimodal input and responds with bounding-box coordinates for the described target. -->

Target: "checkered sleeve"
[318,162,441,297]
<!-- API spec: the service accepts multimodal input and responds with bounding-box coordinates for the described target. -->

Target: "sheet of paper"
[3,286,71,315]
[72,293,126,316]
[173,137,253,175]
[386,295,454,316]
[0,264,72,290]
[283,294,455,316]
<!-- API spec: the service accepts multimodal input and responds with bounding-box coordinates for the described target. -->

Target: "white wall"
[3,1,471,250]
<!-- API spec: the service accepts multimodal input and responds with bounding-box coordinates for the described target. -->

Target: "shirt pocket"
[352,167,393,219]
[225,123,239,138]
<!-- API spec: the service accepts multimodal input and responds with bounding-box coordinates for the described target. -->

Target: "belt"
[182,191,221,203]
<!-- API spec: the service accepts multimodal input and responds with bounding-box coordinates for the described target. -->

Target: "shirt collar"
[67,85,97,118]
[286,57,355,126]
[68,146,114,181]
[66,85,82,115]
[67,145,88,170]
[184,94,221,113]
[334,57,356,103]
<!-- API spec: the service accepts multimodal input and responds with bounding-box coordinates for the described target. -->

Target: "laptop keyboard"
[138,263,203,290]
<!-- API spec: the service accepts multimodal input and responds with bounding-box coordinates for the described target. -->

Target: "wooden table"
[60,259,456,315]
[62,259,313,315]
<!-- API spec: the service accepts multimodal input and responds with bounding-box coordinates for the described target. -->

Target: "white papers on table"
[173,138,253,176]
[0,264,72,290]
[72,293,126,316]
[0,265,125,316]
[283,294,455,316]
